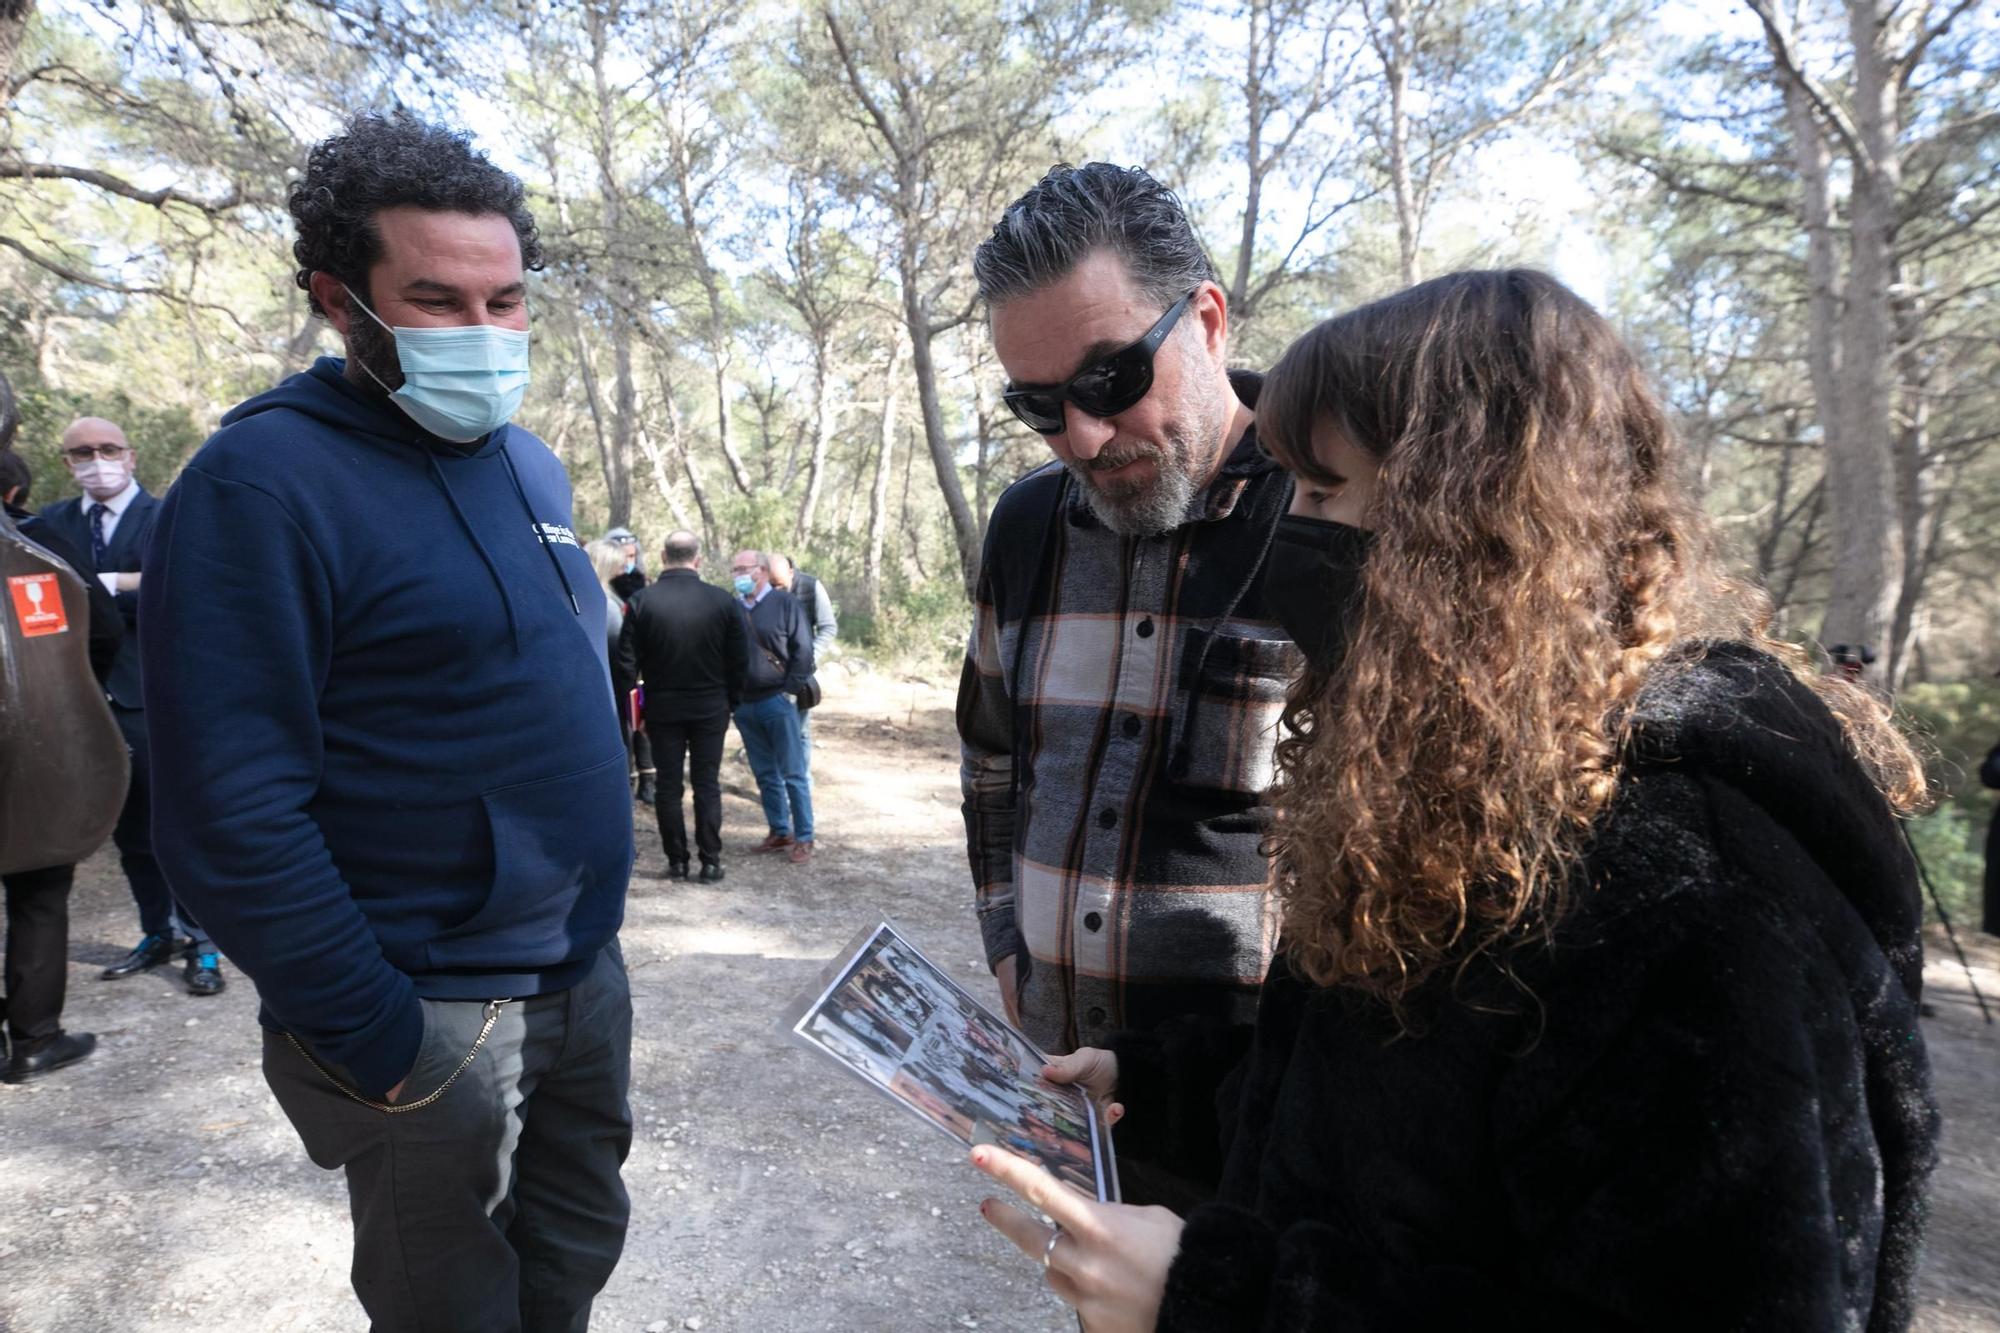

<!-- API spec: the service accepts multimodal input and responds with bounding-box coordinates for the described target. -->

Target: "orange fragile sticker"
[8,573,70,637]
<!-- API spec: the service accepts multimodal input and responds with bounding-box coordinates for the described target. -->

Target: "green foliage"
[1901,680,2000,814]
[1895,681,2000,930]
[1905,802,1990,929]
[0,324,202,502]
[845,576,971,675]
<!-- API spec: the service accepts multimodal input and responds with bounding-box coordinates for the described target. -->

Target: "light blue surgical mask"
[733,575,756,597]
[345,286,531,443]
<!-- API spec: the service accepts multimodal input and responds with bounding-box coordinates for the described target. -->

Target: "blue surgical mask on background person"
[344,285,531,443]
[733,575,756,598]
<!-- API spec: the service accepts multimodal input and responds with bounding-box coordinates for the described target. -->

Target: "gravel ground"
[2,669,1995,1332]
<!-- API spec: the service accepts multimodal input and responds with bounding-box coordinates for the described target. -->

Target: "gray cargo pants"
[263,945,634,1333]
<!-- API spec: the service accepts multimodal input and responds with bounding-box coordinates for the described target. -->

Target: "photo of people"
[788,922,1115,1201]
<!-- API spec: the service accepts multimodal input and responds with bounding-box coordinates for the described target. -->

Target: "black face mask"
[1261,514,1376,673]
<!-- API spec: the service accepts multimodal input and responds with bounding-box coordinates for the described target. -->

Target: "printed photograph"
[790,923,1112,1200]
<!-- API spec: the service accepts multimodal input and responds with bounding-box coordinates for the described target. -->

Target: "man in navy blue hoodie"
[141,111,635,1333]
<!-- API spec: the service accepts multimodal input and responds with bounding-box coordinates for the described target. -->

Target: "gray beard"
[1066,443,1199,536]
[1066,362,1226,536]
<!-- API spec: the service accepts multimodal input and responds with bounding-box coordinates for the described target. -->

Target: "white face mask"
[71,456,133,501]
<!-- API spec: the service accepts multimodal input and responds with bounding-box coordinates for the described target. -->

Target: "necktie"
[88,502,109,569]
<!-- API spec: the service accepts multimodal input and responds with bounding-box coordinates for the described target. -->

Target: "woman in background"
[970,269,1938,1332]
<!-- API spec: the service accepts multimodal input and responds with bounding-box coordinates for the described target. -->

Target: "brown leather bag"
[0,506,129,875]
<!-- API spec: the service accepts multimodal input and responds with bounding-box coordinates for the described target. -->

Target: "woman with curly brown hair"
[967,269,1939,1332]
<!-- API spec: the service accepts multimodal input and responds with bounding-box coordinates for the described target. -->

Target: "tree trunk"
[796,342,834,541]
[901,257,979,596]
[0,362,19,453]
[667,131,755,498]
[1229,0,1267,310]
[605,319,636,528]
[1815,0,1903,675]
[899,408,925,579]
[972,366,996,552]
[655,363,720,560]
[0,0,33,105]
[586,7,634,529]
[864,329,906,620]
[571,318,619,530]
[1381,0,1420,288]
[275,312,323,383]
[1886,271,1931,688]
[634,422,698,534]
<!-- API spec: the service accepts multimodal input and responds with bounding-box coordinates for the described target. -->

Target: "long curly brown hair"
[1257,269,1924,1015]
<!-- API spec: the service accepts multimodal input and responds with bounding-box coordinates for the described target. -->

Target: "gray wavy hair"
[973,163,1216,308]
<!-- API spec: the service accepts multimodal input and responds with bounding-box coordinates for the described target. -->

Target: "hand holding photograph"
[782,921,1118,1202]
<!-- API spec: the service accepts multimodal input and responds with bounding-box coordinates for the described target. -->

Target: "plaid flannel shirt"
[958,376,1300,1054]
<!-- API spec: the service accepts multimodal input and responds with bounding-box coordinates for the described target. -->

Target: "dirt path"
[2,671,1995,1332]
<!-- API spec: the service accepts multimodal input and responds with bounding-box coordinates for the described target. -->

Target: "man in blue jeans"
[729,549,815,864]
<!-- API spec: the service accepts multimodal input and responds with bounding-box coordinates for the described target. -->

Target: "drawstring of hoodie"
[499,442,581,617]
[425,450,525,652]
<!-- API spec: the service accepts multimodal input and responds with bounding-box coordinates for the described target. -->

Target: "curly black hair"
[288,109,546,317]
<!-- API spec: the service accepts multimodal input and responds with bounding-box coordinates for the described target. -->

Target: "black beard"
[342,289,405,394]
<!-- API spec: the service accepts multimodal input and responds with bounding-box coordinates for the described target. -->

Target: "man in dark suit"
[614,531,749,882]
[39,417,225,996]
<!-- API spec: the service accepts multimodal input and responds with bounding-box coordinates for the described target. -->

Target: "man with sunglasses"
[958,165,1298,1194]
[37,418,227,996]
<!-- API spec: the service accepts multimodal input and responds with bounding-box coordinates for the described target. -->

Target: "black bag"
[794,676,822,712]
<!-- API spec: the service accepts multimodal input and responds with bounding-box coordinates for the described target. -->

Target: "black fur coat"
[1110,644,1938,1331]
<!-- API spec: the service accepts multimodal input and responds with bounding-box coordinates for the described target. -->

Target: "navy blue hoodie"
[142,358,632,1098]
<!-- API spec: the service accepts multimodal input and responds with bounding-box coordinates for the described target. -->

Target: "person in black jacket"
[614,531,749,882]
[2,448,120,1081]
[38,417,226,995]
[728,549,816,864]
[603,525,656,803]
[968,270,1937,1333]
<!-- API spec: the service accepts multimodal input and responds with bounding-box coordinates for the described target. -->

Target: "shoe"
[3,1031,96,1084]
[184,952,227,996]
[788,839,815,865]
[636,777,658,805]
[699,863,725,883]
[666,861,690,880]
[100,932,185,979]
[752,833,794,854]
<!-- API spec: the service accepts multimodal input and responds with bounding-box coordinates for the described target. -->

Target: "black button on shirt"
[1136,618,1155,638]
[1097,808,1117,829]
[1121,714,1141,738]
[1084,911,1103,932]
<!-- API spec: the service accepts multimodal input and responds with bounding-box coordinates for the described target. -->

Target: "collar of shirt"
[87,479,139,516]
[740,583,770,608]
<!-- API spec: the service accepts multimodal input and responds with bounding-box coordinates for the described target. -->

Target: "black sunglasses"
[1002,289,1198,436]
